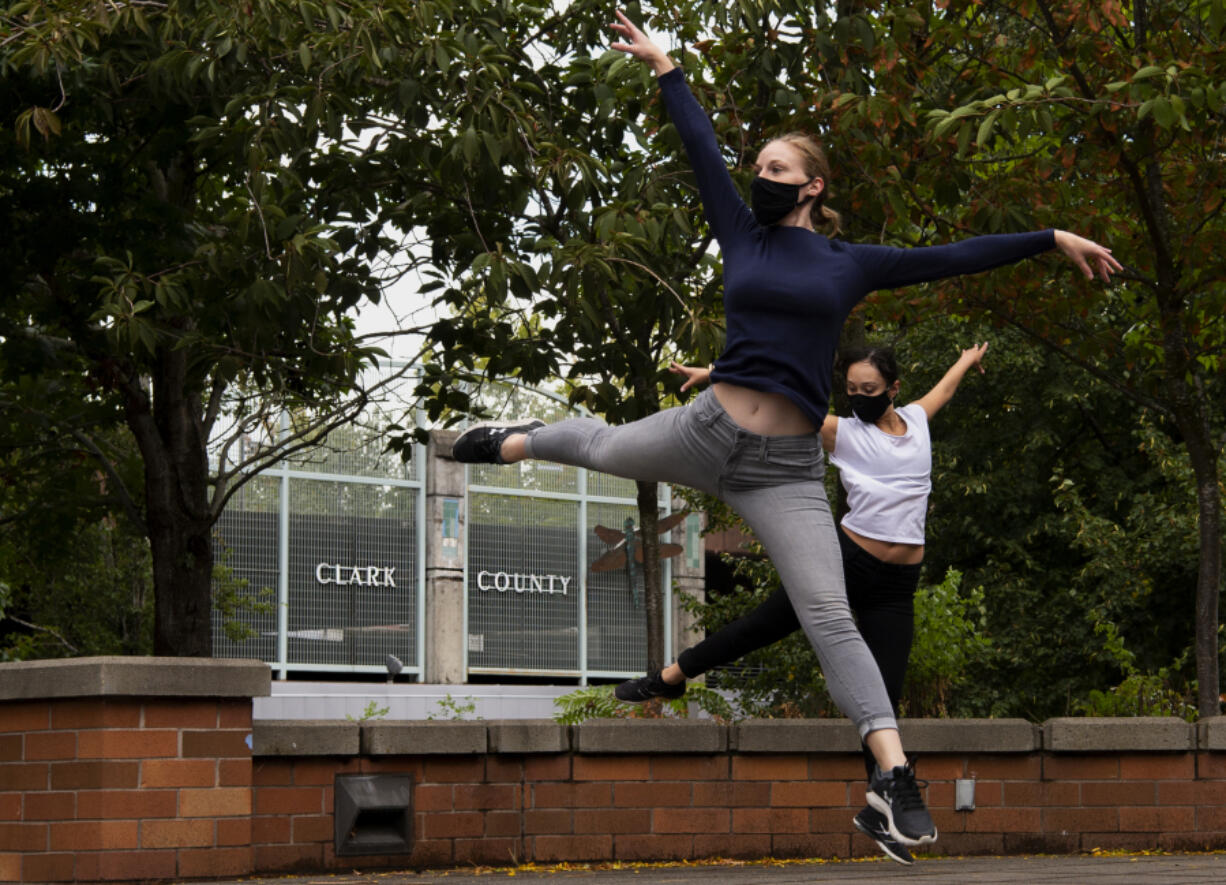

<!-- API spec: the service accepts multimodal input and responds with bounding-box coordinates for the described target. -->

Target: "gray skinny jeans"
[524,388,897,738]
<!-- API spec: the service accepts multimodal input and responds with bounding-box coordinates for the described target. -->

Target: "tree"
[0,1,437,654]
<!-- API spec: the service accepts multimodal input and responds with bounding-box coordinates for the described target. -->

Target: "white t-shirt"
[828,402,932,545]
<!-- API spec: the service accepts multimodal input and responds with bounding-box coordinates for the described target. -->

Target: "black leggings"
[677,528,921,778]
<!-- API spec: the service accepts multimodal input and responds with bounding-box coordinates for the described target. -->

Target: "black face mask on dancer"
[849,391,892,424]
[750,176,817,226]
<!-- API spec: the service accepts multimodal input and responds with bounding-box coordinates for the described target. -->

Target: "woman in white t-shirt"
[615,343,989,864]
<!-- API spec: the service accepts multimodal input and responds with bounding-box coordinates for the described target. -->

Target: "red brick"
[217,816,251,847]
[50,699,142,730]
[1083,831,1158,851]
[1043,807,1119,832]
[929,832,1006,856]
[911,754,965,780]
[422,811,484,839]
[1082,781,1156,806]
[77,789,177,820]
[22,732,77,762]
[653,807,729,835]
[524,755,570,782]
[406,838,453,867]
[964,806,1042,832]
[285,758,346,786]
[573,808,650,835]
[49,761,137,790]
[808,756,876,780]
[572,755,651,781]
[180,787,252,817]
[486,756,522,783]
[422,757,485,783]
[252,815,291,844]
[454,837,521,865]
[485,810,522,837]
[1160,831,1226,851]
[21,851,75,882]
[141,758,216,788]
[23,791,75,821]
[218,701,253,729]
[0,793,19,821]
[1198,755,1226,778]
[1043,755,1119,780]
[612,780,690,808]
[0,702,50,733]
[524,809,571,835]
[182,730,251,758]
[92,849,176,880]
[141,818,215,848]
[968,780,1002,807]
[255,786,321,815]
[356,757,423,777]
[771,833,849,858]
[964,755,1042,780]
[0,762,48,791]
[291,814,333,843]
[807,807,862,833]
[1197,806,1226,831]
[77,729,178,759]
[50,820,138,851]
[178,845,252,878]
[1005,832,1079,854]
[0,823,47,851]
[414,784,453,812]
[253,760,294,786]
[1119,753,1195,780]
[611,833,689,860]
[770,781,848,807]
[731,755,808,781]
[733,807,808,834]
[143,701,219,729]
[219,759,253,787]
[0,736,22,763]
[0,853,19,881]
[1119,805,1195,832]
[254,843,323,872]
[651,756,728,781]
[536,834,614,861]
[1003,781,1041,806]
[453,783,518,811]
[930,807,965,837]
[928,781,956,809]
[694,833,772,858]
[534,782,611,809]
[693,781,771,807]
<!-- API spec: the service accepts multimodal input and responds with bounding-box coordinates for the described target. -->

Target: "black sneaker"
[853,805,915,865]
[452,418,544,464]
[867,761,937,847]
[614,670,686,703]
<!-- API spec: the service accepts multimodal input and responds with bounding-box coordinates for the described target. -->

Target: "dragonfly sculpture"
[589,511,688,608]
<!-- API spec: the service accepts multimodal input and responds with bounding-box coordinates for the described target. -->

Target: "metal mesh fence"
[584,501,650,673]
[211,474,280,661]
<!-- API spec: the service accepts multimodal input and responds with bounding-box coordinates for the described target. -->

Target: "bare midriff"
[841,526,925,566]
[711,382,817,436]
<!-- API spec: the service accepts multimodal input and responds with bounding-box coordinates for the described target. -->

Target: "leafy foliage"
[552,682,736,725]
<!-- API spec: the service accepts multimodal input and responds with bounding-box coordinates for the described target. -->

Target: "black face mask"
[750,175,816,226]
[849,391,892,424]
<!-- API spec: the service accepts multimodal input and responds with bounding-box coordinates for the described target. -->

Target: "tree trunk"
[122,344,214,657]
[636,480,665,674]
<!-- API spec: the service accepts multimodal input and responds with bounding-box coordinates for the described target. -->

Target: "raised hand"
[668,360,710,392]
[960,342,989,375]
[1054,230,1123,282]
[610,9,675,76]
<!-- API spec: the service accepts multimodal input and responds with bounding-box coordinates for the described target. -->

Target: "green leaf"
[977,109,1002,147]
[1132,65,1166,81]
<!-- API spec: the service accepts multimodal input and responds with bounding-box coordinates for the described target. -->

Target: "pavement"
[202,852,1226,884]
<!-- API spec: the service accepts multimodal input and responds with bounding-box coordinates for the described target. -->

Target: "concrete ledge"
[575,719,727,754]
[487,719,570,753]
[0,656,271,700]
[900,719,1038,753]
[361,720,487,755]
[254,720,359,756]
[732,719,860,753]
[1198,717,1226,751]
[1045,717,1193,752]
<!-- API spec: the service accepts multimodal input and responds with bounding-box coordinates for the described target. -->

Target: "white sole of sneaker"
[853,816,915,865]
[866,792,938,847]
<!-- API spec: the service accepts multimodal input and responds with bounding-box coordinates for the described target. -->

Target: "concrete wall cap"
[361,720,488,755]
[899,719,1039,753]
[1197,717,1226,751]
[0,656,271,701]
[487,719,570,754]
[732,719,861,753]
[575,719,726,754]
[254,720,359,756]
[1044,717,1193,752]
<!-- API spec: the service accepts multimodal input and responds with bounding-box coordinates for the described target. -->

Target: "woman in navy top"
[453,11,1121,848]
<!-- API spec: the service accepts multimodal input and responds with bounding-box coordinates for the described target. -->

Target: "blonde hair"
[773,132,841,236]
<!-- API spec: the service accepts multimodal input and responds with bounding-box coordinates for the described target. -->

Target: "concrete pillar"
[424,430,466,684]
[670,500,706,675]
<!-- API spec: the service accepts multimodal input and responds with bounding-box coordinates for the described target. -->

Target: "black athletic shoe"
[853,805,915,865]
[867,760,937,847]
[452,418,545,464]
[614,670,686,703]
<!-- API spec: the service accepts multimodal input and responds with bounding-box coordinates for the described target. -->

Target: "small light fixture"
[955,777,976,811]
[334,774,413,856]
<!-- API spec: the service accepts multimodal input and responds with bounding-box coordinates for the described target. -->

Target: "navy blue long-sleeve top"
[657,68,1056,427]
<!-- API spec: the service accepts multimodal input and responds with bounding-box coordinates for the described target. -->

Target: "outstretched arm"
[609,10,675,76]
[914,343,989,420]
[1053,230,1122,282]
